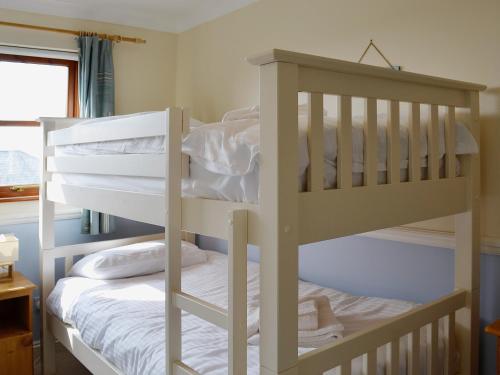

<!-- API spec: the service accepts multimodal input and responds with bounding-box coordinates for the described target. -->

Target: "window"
[0,53,78,202]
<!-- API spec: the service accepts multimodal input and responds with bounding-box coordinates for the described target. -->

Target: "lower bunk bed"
[46,237,453,375]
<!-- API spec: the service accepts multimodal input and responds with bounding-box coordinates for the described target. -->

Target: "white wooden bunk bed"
[39,49,485,375]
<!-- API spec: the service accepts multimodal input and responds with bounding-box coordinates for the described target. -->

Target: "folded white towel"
[298,298,319,331]
[298,295,344,348]
[248,295,344,348]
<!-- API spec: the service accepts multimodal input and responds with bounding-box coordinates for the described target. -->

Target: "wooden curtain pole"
[0,20,146,44]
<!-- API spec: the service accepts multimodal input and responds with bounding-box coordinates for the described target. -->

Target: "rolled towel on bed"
[180,241,209,268]
[298,297,319,331]
[248,295,344,347]
[298,295,344,348]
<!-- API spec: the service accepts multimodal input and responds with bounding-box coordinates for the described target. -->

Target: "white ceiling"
[0,0,258,33]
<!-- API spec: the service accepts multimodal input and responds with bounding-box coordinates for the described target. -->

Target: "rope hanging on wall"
[358,39,401,71]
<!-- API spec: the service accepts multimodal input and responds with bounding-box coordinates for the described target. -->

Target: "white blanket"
[47,250,443,375]
[55,112,477,178]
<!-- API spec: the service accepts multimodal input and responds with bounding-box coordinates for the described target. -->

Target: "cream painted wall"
[0,8,178,114]
[176,0,500,239]
[0,2,498,237]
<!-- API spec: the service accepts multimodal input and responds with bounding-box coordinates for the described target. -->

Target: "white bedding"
[54,112,477,176]
[51,110,476,202]
[47,251,445,375]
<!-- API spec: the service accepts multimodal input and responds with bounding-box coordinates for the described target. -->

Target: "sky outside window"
[0,61,69,186]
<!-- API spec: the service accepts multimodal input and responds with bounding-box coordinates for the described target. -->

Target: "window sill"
[0,200,81,226]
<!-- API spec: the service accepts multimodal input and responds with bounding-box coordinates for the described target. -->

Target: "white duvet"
[47,251,444,375]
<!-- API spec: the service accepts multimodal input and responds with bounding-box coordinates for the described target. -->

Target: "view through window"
[0,54,77,202]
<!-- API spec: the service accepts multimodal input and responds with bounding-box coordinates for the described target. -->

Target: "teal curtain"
[78,36,115,235]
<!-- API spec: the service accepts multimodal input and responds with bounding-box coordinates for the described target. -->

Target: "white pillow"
[68,240,207,280]
[221,104,327,122]
[182,119,260,176]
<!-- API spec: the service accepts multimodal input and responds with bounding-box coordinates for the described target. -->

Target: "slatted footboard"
[298,290,466,375]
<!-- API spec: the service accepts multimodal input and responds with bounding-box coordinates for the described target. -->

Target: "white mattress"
[52,159,452,203]
[47,251,446,375]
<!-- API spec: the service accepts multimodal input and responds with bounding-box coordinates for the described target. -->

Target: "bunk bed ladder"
[165,106,248,375]
[168,210,248,375]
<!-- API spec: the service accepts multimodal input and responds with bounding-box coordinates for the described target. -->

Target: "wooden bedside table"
[486,320,500,375]
[0,272,36,375]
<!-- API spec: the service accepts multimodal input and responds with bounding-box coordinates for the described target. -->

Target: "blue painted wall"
[199,235,500,375]
[1,217,163,342]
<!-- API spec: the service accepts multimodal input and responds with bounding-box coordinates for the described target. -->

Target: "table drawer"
[0,332,33,375]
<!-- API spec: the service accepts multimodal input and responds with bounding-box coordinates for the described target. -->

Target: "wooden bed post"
[259,61,299,375]
[454,91,481,375]
[165,108,184,375]
[39,119,57,375]
[181,108,196,245]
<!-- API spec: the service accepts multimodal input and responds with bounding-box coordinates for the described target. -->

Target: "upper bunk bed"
[39,49,486,375]
[41,49,484,246]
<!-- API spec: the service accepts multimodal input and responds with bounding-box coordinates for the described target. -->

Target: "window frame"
[0,53,78,203]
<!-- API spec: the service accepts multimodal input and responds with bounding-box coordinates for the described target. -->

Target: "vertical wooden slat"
[228,209,248,375]
[387,100,400,184]
[259,61,299,373]
[340,361,351,375]
[165,107,183,375]
[337,95,352,189]
[40,119,56,375]
[362,350,377,375]
[445,313,456,375]
[427,321,439,375]
[181,108,190,179]
[445,106,456,178]
[181,231,196,244]
[64,256,73,275]
[307,93,324,191]
[454,91,481,375]
[386,339,399,375]
[428,104,440,180]
[363,98,377,186]
[455,213,481,375]
[408,102,421,182]
[408,329,420,375]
